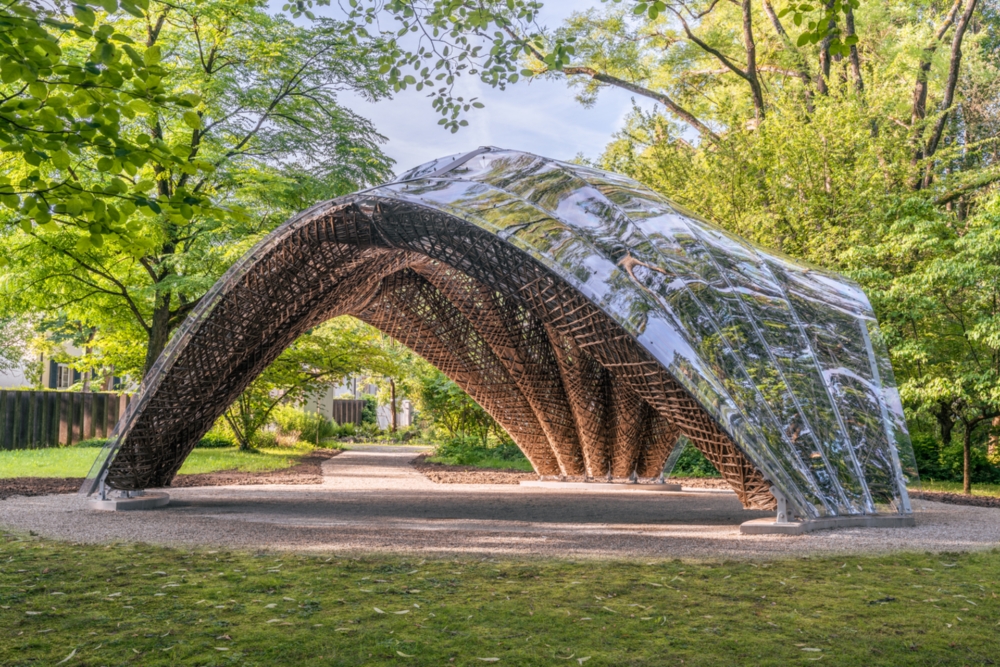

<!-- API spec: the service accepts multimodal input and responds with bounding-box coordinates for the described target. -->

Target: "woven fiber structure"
[82,148,917,519]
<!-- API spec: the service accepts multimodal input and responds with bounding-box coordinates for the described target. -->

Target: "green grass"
[0,445,315,478]
[424,454,535,471]
[910,480,1000,498]
[0,537,997,666]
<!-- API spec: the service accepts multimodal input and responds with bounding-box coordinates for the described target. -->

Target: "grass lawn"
[0,537,997,666]
[0,445,316,479]
[912,480,1000,498]
[424,455,535,472]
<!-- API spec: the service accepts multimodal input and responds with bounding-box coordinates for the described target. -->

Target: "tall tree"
[0,0,393,379]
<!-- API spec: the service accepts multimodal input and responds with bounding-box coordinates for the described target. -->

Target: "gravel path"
[1,445,997,560]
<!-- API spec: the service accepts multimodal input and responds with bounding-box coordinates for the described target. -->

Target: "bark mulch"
[0,448,341,501]
[410,456,738,489]
[909,490,1000,509]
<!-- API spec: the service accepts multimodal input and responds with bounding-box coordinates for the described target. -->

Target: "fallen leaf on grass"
[397,651,415,657]
[25,611,42,616]
[56,648,76,664]
[266,619,283,624]
[801,648,821,652]
[374,607,385,614]
[215,647,229,651]
[578,658,591,665]
[394,610,410,615]
[264,603,277,608]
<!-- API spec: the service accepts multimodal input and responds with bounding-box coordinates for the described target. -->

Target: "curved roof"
[83,147,915,520]
[377,148,915,516]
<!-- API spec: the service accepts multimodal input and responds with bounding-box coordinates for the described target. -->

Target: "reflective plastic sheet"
[378,148,915,518]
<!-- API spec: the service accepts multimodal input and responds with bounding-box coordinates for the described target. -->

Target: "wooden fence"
[329,399,364,425]
[0,390,131,450]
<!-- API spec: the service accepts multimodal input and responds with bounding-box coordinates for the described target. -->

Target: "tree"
[0,0,209,252]
[224,316,395,449]
[539,1,1000,491]
[844,195,1000,494]
[0,0,393,380]
[0,316,29,375]
[418,368,504,445]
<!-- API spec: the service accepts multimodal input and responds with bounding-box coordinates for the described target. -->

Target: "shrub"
[670,445,721,478]
[361,396,377,425]
[196,432,236,449]
[435,436,526,465]
[75,438,109,448]
[332,422,357,438]
[252,430,279,449]
[271,405,336,442]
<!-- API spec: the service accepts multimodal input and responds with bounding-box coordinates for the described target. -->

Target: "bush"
[435,437,526,465]
[331,422,357,438]
[196,432,236,449]
[252,430,279,449]
[75,438,109,448]
[271,405,336,442]
[669,445,721,478]
[361,396,377,425]
[909,430,1000,484]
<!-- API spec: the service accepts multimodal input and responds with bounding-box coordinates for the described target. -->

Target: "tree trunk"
[922,0,979,188]
[844,4,863,92]
[143,290,172,378]
[816,1,835,95]
[989,416,1000,463]
[741,0,766,121]
[935,401,955,448]
[390,378,397,433]
[963,425,972,495]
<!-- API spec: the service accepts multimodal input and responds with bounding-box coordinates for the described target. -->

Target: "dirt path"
[1,445,997,560]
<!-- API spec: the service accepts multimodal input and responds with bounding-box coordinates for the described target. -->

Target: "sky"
[295,0,657,174]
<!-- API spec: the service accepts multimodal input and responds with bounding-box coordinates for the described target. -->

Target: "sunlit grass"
[0,445,316,479]
[0,536,997,666]
[910,479,1000,498]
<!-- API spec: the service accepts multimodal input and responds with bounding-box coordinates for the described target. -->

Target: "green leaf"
[182,111,201,130]
[144,45,161,65]
[72,5,96,26]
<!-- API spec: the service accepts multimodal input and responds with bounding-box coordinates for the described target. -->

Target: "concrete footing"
[89,491,170,512]
[740,513,915,535]
[520,481,683,492]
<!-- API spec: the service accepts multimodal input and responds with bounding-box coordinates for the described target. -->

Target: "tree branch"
[563,66,720,142]
[923,0,979,181]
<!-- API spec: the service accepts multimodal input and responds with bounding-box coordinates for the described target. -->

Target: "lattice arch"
[83,148,917,519]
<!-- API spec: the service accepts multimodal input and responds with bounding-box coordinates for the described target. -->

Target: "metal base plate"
[520,481,683,492]
[89,492,170,512]
[740,514,915,535]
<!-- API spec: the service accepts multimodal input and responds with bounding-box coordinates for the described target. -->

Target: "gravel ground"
[1,445,997,560]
